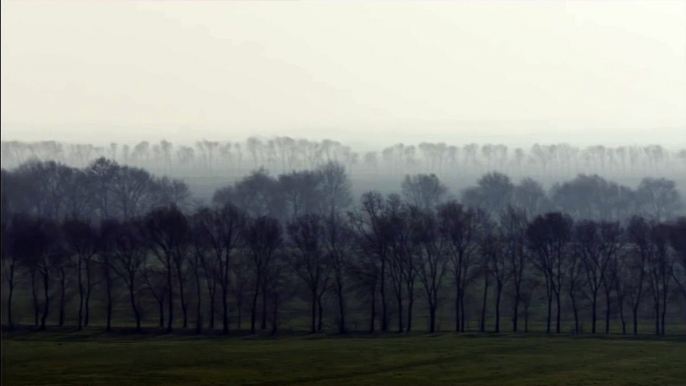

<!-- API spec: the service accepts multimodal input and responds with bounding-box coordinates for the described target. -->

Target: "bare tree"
[244,216,282,334]
[192,205,245,334]
[143,205,189,332]
[62,218,98,330]
[401,173,448,212]
[108,219,148,331]
[527,212,574,333]
[287,214,331,333]
[647,223,672,335]
[438,201,482,332]
[349,191,390,332]
[500,206,528,332]
[412,207,448,332]
[626,216,653,335]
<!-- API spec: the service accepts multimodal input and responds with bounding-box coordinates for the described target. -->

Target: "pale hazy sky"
[1,1,685,147]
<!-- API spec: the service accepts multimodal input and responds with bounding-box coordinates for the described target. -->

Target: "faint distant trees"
[551,174,635,221]
[401,174,448,212]
[213,169,281,218]
[636,178,682,222]
[513,178,549,217]
[462,172,514,215]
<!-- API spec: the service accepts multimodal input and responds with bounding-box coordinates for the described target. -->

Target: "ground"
[3,330,685,386]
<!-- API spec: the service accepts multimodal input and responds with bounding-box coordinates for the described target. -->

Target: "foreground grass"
[3,331,686,386]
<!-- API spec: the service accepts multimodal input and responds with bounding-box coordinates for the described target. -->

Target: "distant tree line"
[2,158,685,336]
[3,139,685,181]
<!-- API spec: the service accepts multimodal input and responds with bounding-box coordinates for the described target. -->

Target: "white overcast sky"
[1,1,685,148]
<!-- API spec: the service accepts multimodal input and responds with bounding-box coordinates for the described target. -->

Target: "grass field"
[3,329,686,386]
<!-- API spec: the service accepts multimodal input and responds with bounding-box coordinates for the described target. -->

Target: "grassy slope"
[3,332,686,386]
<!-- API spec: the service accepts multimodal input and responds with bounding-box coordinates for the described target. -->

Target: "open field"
[3,329,686,386]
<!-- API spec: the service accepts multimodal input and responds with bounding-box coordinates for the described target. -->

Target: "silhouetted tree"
[244,216,282,333]
[62,218,99,330]
[527,212,573,333]
[143,205,189,332]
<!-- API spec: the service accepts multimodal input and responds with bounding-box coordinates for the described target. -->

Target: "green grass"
[3,331,686,386]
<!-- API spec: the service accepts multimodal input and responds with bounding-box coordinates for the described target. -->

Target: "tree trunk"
[369,284,376,333]
[546,295,552,333]
[130,283,141,332]
[158,295,165,328]
[236,296,243,331]
[512,287,520,333]
[59,271,66,327]
[250,282,259,334]
[407,295,414,333]
[166,261,174,333]
[31,271,39,326]
[380,264,388,332]
[619,300,626,335]
[632,305,639,336]
[261,285,268,331]
[271,293,279,335]
[495,283,502,333]
[222,281,229,334]
[337,284,346,334]
[41,271,49,330]
[84,261,92,327]
[429,305,437,333]
[106,270,113,332]
[176,262,188,329]
[310,289,317,334]
[605,292,611,334]
[7,279,14,330]
[480,275,489,333]
[661,286,668,336]
[195,268,203,334]
[397,292,403,333]
[207,280,216,330]
[592,292,597,334]
[460,291,466,332]
[317,293,324,332]
[455,285,461,332]
[555,292,562,333]
[78,260,84,330]
[571,293,579,333]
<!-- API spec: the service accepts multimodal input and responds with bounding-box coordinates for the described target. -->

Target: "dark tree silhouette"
[244,216,282,334]
[143,205,189,332]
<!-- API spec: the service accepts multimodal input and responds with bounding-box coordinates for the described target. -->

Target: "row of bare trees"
[3,139,685,179]
[1,158,191,223]
[2,162,685,335]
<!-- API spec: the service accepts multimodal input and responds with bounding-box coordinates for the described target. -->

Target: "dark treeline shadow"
[1,157,686,338]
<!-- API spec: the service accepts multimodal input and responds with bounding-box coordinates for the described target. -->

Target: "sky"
[1,1,685,149]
